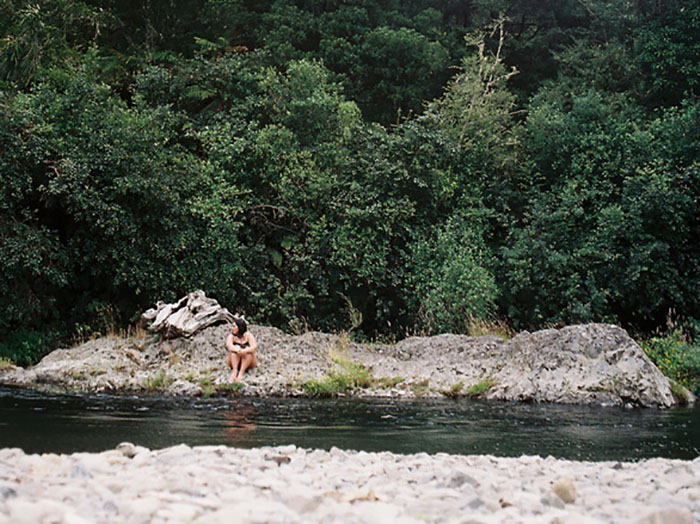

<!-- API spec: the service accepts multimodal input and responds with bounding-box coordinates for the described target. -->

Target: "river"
[1,386,698,460]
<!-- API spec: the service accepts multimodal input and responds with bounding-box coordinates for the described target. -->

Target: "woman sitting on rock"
[226,318,257,382]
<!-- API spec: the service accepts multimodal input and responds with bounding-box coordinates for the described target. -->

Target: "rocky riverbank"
[0,443,697,523]
[0,323,692,408]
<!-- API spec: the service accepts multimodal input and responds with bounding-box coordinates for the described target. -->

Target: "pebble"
[553,477,577,503]
[0,444,698,523]
[635,507,694,524]
[116,442,137,458]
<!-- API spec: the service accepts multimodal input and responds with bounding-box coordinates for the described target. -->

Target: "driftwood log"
[141,290,237,339]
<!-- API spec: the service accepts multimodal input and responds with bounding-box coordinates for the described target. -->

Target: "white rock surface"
[0,444,698,523]
[0,323,692,407]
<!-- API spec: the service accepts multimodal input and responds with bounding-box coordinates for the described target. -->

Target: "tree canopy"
[1,0,699,363]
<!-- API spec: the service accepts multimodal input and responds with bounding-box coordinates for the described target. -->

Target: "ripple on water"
[0,387,699,459]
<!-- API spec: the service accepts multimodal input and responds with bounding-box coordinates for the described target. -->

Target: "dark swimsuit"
[232,337,250,349]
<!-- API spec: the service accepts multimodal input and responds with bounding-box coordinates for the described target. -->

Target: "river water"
[1,387,698,461]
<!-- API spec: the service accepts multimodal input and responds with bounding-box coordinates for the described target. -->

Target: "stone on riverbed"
[552,477,577,503]
[0,321,692,408]
[0,444,698,523]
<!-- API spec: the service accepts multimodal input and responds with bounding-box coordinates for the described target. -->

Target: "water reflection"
[221,404,257,447]
[0,387,698,460]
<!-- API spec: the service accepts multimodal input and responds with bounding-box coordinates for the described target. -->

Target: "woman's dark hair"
[232,317,247,336]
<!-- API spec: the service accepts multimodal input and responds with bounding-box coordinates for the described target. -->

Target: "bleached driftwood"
[142,290,236,339]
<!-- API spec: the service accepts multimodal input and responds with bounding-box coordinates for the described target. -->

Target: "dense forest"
[1,0,699,386]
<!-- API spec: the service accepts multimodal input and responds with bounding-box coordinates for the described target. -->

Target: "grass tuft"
[409,379,430,397]
[301,334,378,397]
[440,381,464,398]
[466,317,515,340]
[334,358,373,388]
[126,322,149,341]
[301,355,376,398]
[217,382,244,396]
[301,374,350,398]
[198,376,215,397]
[466,379,496,399]
[669,380,692,406]
[375,376,404,388]
[145,369,175,391]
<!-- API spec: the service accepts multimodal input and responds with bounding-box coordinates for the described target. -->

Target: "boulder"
[487,324,680,408]
[0,319,692,408]
[354,323,688,408]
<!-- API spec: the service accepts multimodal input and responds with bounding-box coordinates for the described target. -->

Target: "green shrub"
[641,330,700,394]
[0,328,61,367]
[405,216,498,334]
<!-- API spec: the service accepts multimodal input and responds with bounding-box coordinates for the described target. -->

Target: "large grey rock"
[489,324,679,407]
[354,324,685,407]
[0,322,690,408]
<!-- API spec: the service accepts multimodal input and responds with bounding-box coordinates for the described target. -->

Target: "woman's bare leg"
[227,352,241,381]
[237,353,256,380]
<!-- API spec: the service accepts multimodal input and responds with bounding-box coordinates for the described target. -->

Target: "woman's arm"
[225,334,241,353]
[241,332,257,354]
